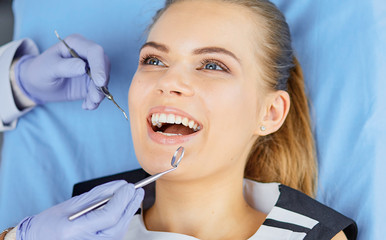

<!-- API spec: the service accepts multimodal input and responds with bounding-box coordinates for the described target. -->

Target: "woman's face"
[129,0,269,181]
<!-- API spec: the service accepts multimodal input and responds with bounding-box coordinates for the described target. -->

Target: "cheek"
[210,84,257,128]
[129,74,149,113]
[128,75,154,170]
[205,83,259,150]
[128,75,148,137]
[128,80,139,136]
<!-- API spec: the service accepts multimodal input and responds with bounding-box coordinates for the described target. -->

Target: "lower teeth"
[157,131,182,136]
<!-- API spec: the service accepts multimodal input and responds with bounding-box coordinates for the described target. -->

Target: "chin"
[133,142,180,175]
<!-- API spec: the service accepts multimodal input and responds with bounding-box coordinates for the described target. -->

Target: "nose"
[155,67,194,97]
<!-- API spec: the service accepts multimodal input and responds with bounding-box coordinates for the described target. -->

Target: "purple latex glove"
[15,34,110,110]
[16,180,144,240]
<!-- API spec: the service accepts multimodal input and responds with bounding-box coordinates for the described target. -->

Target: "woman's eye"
[142,56,165,66]
[199,59,229,72]
[204,63,223,71]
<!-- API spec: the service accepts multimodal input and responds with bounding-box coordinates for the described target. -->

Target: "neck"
[143,169,266,240]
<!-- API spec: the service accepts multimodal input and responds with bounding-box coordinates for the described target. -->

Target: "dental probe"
[68,146,185,221]
[54,30,128,120]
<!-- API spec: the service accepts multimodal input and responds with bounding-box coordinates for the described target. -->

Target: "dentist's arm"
[0,34,110,131]
[2,180,144,240]
[14,34,110,110]
[0,39,38,131]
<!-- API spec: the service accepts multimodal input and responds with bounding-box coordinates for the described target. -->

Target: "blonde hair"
[245,57,317,197]
[151,0,317,196]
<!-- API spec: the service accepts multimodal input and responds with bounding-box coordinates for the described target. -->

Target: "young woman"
[1,0,357,239]
[125,0,357,239]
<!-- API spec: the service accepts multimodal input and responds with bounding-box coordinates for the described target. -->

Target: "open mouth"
[149,113,202,136]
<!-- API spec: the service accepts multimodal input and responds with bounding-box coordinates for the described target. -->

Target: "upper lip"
[147,106,203,129]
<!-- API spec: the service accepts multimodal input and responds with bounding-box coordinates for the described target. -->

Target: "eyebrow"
[141,42,240,63]
[193,47,240,63]
[140,41,169,52]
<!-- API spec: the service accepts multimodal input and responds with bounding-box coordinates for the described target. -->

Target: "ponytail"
[244,57,317,197]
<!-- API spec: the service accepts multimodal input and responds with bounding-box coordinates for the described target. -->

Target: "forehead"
[148,0,261,58]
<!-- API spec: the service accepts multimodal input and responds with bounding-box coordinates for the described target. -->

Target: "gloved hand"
[16,180,144,240]
[14,34,110,110]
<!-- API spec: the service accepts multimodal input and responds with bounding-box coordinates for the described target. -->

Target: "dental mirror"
[171,146,185,168]
[68,146,185,221]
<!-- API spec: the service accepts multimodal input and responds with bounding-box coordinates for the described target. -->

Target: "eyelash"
[139,54,231,73]
[199,58,230,73]
[139,54,164,65]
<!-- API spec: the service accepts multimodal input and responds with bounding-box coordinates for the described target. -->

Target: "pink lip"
[147,106,202,145]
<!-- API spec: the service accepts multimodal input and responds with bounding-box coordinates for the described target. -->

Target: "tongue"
[163,124,195,135]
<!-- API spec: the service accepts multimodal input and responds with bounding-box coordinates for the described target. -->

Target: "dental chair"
[1,1,384,239]
[271,1,386,239]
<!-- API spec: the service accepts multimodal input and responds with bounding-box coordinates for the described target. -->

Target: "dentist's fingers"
[99,188,144,238]
[59,34,110,87]
[82,81,104,110]
[76,183,141,233]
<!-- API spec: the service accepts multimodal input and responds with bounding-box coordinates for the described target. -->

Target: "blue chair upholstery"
[272,1,386,239]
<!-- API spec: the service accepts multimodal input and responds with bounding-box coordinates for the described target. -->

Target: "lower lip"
[147,122,201,145]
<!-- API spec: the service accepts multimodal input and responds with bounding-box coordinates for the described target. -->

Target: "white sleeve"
[0,39,39,132]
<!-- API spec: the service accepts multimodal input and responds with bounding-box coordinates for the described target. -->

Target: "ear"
[256,90,290,136]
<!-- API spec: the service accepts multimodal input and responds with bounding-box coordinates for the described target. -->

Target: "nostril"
[155,79,194,97]
[157,89,182,96]
[170,90,182,96]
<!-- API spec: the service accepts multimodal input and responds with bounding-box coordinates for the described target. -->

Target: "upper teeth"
[151,113,200,132]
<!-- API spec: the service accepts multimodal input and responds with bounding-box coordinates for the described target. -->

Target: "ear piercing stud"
[260,126,266,131]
